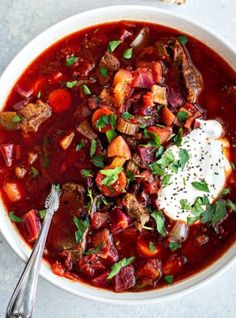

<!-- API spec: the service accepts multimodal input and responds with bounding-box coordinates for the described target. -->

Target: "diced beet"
[114,265,136,292]
[136,259,162,280]
[0,144,14,167]
[91,270,109,287]
[167,88,184,109]
[92,228,118,262]
[132,68,155,89]
[140,170,159,194]
[110,208,130,233]
[22,209,41,242]
[138,146,155,164]
[91,212,108,230]
[162,253,187,275]
[78,254,105,277]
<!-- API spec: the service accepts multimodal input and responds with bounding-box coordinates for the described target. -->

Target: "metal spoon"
[6,184,61,318]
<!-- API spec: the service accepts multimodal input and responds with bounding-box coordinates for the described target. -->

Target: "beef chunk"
[114,265,136,292]
[61,183,86,207]
[173,39,203,103]
[19,100,52,133]
[99,52,120,72]
[122,193,150,231]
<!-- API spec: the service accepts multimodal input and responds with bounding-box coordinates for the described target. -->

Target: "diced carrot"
[92,107,114,133]
[59,132,75,150]
[48,89,72,112]
[184,111,202,129]
[143,92,154,107]
[147,126,172,144]
[52,261,65,276]
[161,106,175,126]
[152,62,163,84]
[113,69,133,107]
[3,182,21,202]
[110,157,126,168]
[107,136,131,160]
[137,237,162,257]
[95,170,127,197]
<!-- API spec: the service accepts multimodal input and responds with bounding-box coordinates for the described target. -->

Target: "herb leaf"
[9,211,22,223]
[106,129,117,143]
[87,188,94,214]
[76,142,85,151]
[149,242,156,252]
[169,241,181,251]
[149,162,165,176]
[227,199,236,212]
[100,167,123,186]
[12,115,22,123]
[84,242,103,255]
[100,67,108,77]
[73,216,90,243]
[90,140,97,157]
[92,155,104,168]
[81,169,92,178]
[66,80,78,88]
[177,111,188,122]
[173,128,183,147]
[108,40,121,53]
[164,275,174,285]
[82,84,91,95]
[108,256,135,279]
[178,35,188,45]
[66,55,79,66]
[191,180,210,193]
[162,174,172,187]
[39,209,47,219]
[151,211,166,237]
[179,149,190,170]
[123,48,133,59]
[121,112,133,120]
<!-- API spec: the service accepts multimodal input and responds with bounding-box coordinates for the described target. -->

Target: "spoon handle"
[6,210,53,318]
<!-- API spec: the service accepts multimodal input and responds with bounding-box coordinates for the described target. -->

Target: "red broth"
[1,21,236,292]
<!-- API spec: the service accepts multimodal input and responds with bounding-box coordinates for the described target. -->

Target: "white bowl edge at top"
[0,5,236,304]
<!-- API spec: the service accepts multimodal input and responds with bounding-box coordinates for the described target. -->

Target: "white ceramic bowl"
[0,5,236,304]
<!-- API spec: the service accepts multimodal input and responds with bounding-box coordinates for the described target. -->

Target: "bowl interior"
[0,5,235,304]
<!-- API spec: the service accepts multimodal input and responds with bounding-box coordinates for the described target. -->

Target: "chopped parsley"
[169,241,181,251]
[179,149,190,170]
[73,216,90,243]
[121,112,134,120]
[9,211,22,223]
[108,256,135,279]
[149,162,165,176]
[123,48,133,59]
[39,209,47,219]
[157,150,175,167]
[164,275,174,285]
[191,179,210,193]
[108,40,121,53]
[81,169,92,178]
[37,91,41,99]
[96,114,117,131]
[90,140,97,157]
[227,199,236,212]
[30,167,39,177]
[92,155,104,168]
[100,67,108,77]
[87,188,94,214]
[178,35,188,45]
[173,128,183,147]
[151,211,166,237]
[76,142,85,151]
[66,55,79,66]
[126,170,135,183]
[177,111,188,122]
[106,129,117,143]
[84,242,103,255]
[82,84,91,95]
[12,114,22,123]
[66,80,78,88]
[162,174,172,187]
[149,242,156,253]
[222,188,230,196]
[100,167,123,186]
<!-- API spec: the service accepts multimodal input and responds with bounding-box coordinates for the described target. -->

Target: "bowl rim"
[0,4,236,304]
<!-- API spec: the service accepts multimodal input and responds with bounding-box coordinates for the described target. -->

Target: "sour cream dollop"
[158,119,232,222]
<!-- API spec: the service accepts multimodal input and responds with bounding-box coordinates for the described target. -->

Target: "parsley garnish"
[149,162,165,176]
[151,211,166,237]
[191,179,210,193]
[84,242,103,255]
[81,169,92,178]
[73,216,90,243]
[100,67,108,77]
[92,155,104,168]
[157,150,175,167]
[222,188,230,196]
[66,55,79,66]
[100,167,123,186]
[121,112,133,120]
[66,80,78,88]
[177,111,188,122]
[95,114,117,131]
[169,241,181,251]
[37,91,41,99]
[149,242,156,252]
[87,188,94,214]
[178,35,188,45]
[179,149,190,170]
[108,40,121,53]
[126,170,135,183]
[108,256,135,279]
[82,84,91,95]
[90,140,97,157]
[39,209,46,219]
[123,48,133,59]
[227,199,236,212]
[173,128,183,147]
[30,167,39,177]
[9,211,22,223]
[164,275,174,285]
[76,142,85,151]
[106,129,117,143]
[12,114,22,123]
[162,174,172,187]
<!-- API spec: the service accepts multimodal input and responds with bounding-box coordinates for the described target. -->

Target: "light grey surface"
[0,0,236,317]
